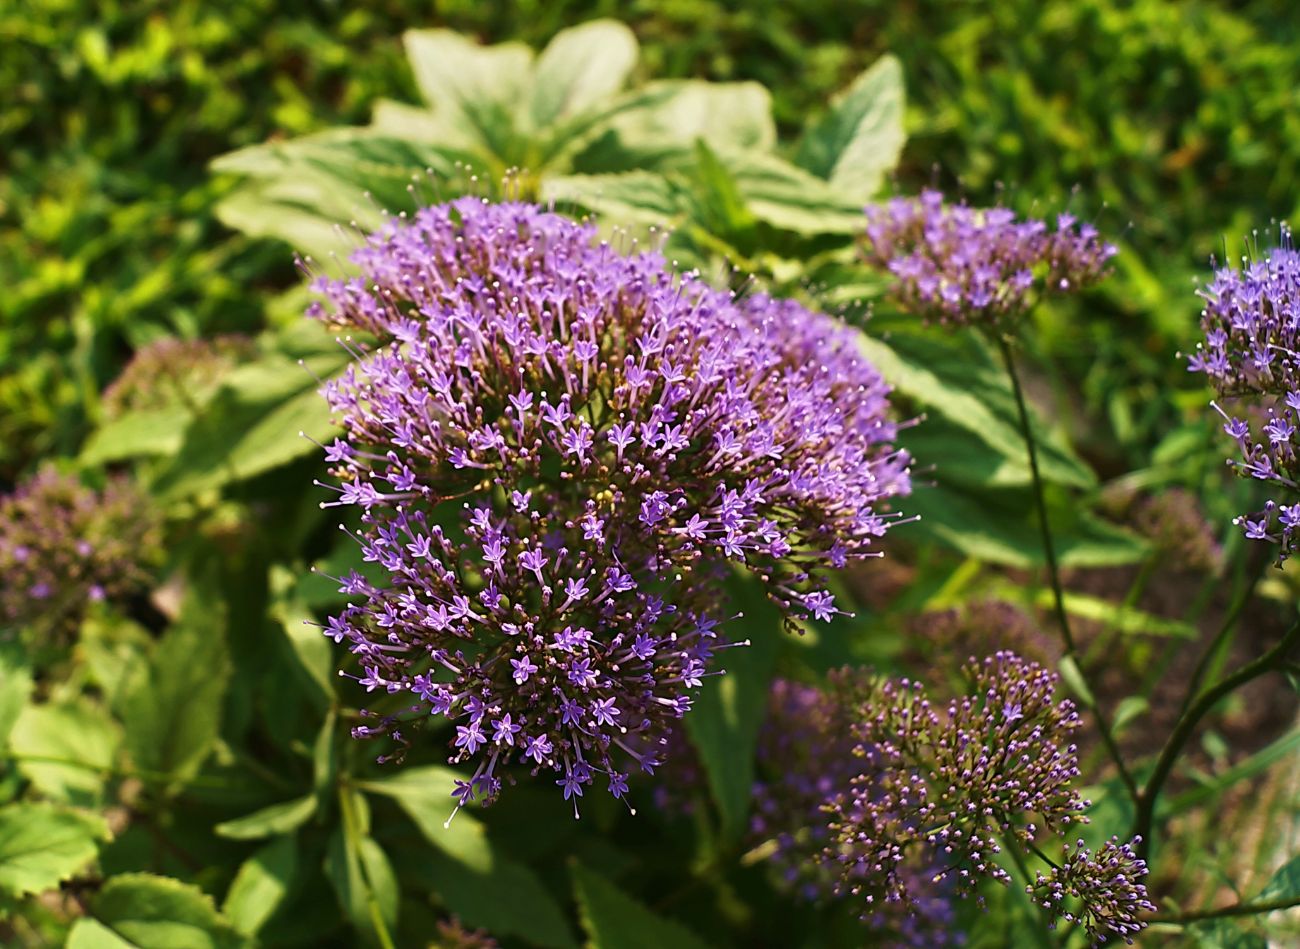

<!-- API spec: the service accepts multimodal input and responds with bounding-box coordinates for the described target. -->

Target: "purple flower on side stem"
[827,653,1151,943]
[1188,232,1300,561]
[0,467,160,634]
[862,191,1116,327]
[308,198,911,810]
[1028,837,1156,945]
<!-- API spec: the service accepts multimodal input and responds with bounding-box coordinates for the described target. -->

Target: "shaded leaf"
[10,699,120,806]
[222,836,298,936]
[80,407,191,464]
[151,355,340,500]
[214,796,316,841]
[0,645,32,749]
[324,822,398,946]
[357,766,491,871]
[86,873,248,949]
[571,862,711,949]
[0,803,108,899]
[1257,854,1300,902]
[684,573,780,839]
[120,584,230,788]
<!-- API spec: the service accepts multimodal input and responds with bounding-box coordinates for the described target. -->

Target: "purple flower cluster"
[102,335,253,416]
[0,467,159,633]
[1188,236,1300,561]
[827,653,1152,944]
[308,198,911,811]
[862,191,1116,326]
[751,678,959,948]
[433,916,498,948]
[908,599,1059,669]
[1028,837,1155,945]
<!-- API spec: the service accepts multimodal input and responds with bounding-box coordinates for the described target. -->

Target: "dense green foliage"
[4,1,1300,946]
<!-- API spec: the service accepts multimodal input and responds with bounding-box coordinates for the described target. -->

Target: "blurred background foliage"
[5,0,1300,479]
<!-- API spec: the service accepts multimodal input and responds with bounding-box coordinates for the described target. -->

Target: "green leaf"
[684,572,780,839]
[120,584,230,788]
[796,54,906,202]
[151,355,340,500]
[1056,655,1097,707]
[325,803,399,946]
[1163,730,1300,819]
[417,848,575,949]
[725,149,865,235]
[0,803,108,899]
[268,565,335,704]
[402,30,533,155]
[529,21,638,129]
[1190,921,1268,949]
[601,80,776,160]
[222,836,298,936]
[0,646,32,749]
[357,766,491,871]
[1034,589,1197,638]
[905,481,1147,568]
[10,699,120,806]
[80,407,191,464]
[66,918,134,948]
[543,172,681,225]
[571,862,711,949]
[214,796,316,841]
[1257,854,1300,902]
[858,331,1096,489]
[83,873,248,949]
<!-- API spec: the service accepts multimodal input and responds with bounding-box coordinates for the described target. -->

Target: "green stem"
[997,335,1074,654]
[996,334,1138,801]
[1178,550,1269,718]
[1133,617,1300,862]
[1159,892,1300,923]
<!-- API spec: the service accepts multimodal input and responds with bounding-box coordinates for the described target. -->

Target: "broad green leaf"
[120,586,230,788]
[796,54,906,202]
[402,30,533,155]
[905,481,1147,568]
[85,873,248,949]
[543,172,680,225]
[10,700,120,806]
[529,21,638,129]
[150,355,338,500]
[0,803,108,898]
[602,80,776,159]
[418,848,575,949]
[214,796,316,841]
[0,645,31,749]
[66,918,133,948]
[858,331,1096,489]
[222,836,298,936]
[80,406,191,464]
[357,766,491,872]
[571,862,711,949]
[325,814,399,945]
[684,573,780,839]
[726,150,865,235]
[687,140,757,236]
[268,566,335,702]
[1190,922,1268,949]
[1257,854,1300,902]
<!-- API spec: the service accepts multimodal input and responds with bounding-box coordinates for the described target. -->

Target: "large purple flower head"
[309,198,911,811]
[751,677,959,948]
[0,468,160,634]
[862,191,1116,327]
[1188,235,1300,561]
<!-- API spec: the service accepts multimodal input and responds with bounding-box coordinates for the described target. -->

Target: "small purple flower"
[510,656,538,685]
[863,190,1115,327]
